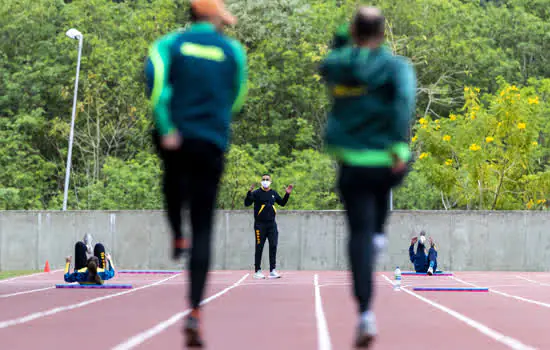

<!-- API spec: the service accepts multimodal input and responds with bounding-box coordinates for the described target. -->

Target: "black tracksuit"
[244,188,290,272]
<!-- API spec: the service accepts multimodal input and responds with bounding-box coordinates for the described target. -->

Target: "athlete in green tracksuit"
[145,0,247,347]
[320,6,416,348]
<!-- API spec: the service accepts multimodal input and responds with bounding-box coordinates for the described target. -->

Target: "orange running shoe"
[184,309,204,348]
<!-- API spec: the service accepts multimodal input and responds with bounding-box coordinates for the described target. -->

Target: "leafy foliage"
[1,0,548,210]
[412,81,549,209]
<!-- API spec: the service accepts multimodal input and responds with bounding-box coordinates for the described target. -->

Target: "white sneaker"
[254,270,265,279]
[427,266,434,276]
[269,270,281,279]
[83,233,93,254]
[355,312,377,348]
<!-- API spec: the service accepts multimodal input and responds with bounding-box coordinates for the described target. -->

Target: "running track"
[1,270,550,349]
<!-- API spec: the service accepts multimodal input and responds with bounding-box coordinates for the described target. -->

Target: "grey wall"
[0,211,548,272]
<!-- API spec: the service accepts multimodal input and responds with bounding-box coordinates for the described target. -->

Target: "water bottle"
[394,266,402,291]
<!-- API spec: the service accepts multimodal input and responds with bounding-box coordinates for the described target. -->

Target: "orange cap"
[190,0,237,25]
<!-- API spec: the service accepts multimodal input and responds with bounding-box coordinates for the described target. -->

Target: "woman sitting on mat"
[409,231,438,275]
[64,240,116,285]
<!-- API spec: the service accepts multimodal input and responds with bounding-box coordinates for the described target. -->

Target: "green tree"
[412,80,549,210]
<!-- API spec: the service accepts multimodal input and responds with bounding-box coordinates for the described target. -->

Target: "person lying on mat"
[409,231,438,275]
[64,241,116,284]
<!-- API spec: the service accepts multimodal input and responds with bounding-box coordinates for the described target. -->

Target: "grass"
[0,270,40,280]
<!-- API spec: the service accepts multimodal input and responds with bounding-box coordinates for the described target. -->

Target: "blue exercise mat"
[56,284,133,289]
[402,271,453,276]
[118,270,181,274]
[413,287,488,292]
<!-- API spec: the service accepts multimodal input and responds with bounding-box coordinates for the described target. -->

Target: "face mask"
[261,180,271,189]
[419,236,426,244]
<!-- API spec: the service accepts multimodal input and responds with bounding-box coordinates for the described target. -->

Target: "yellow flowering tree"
[412,80,549,210]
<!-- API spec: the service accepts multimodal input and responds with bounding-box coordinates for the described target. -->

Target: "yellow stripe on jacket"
[77,267,105,273]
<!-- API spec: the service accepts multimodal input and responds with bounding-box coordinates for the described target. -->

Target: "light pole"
[63,28,83,211]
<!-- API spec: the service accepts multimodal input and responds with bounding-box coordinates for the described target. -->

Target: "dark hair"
[352,8,385,40]
[87,257,103,285]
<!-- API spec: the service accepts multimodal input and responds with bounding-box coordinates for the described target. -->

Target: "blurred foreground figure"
[319,6,417,348]
[145,0,247,347]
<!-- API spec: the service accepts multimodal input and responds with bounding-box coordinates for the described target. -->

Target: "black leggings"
[154,132,224,309]
[254,221,278,272]
[74,241,106,270]
[338,165,405,314]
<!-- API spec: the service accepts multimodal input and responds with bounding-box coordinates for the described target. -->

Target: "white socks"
[361,310,375,323]
[373,233,387,253]
[360,310,377,335]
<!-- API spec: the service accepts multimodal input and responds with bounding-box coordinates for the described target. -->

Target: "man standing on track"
[319,6,416,348]
[145,0,247,347]
[245,174,293,279]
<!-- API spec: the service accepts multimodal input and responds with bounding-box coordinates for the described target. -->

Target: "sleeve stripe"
[149,44,166,107]
[228,40,248,113]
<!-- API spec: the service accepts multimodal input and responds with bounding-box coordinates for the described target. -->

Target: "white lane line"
[0,286,55,298]
[314,274,332,350]
[516,276,550,287]
[0,269,63,284]
[381,275,536,350]
[318,283,351,288]
[0,274,180,329]
[111,273,249,350]
[451,276,550,309]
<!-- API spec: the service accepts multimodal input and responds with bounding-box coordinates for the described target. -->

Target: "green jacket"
[320,24,416,167]
[145,22,248,152]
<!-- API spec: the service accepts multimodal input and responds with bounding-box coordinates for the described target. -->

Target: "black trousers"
[74,241,106,270]
[153,132,224,309]
[254,221,278,272]
[338,165,405,314]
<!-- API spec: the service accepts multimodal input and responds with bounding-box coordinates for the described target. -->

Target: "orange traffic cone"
[44,260,50,273]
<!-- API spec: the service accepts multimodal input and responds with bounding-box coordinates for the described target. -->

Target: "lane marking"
[318,283,351,288]
[314,274,332,350]
[0,274,180,329]
[516,276,550,287]
[381,275,536,350]
[451,276,550,309]
[0,270,63,284]
[111,273,249,350]
[0,286,55,298]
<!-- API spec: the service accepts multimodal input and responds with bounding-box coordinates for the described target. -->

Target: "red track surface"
[1,270,549,349]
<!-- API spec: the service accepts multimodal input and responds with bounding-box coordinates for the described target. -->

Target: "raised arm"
[63,256,77,283]
[103,253,116,279]
[409,237,418,263]
[244,185,256,207]
[274,190,290,207]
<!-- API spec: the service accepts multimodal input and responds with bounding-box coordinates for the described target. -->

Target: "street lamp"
[62,28,83,211]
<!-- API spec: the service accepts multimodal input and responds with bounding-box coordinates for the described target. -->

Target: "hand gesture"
[286,184,294,194]
[392,159,407,174]
[106,253,112,261]
[65,256,72,264]
[161,131,182,150]
[249,184,255,192]
[411,237,418,245]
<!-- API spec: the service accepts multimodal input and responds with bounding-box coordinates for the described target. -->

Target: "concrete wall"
[0,211,548,272]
